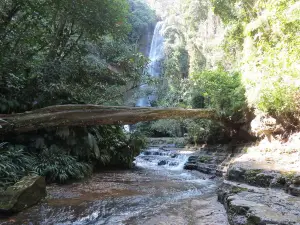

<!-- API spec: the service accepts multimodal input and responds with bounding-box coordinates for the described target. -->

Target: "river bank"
[0,147,228,225]
[181,134,300,225]
[1,136,300,225]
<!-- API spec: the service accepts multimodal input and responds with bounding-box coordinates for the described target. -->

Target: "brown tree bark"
[0,105,216,134]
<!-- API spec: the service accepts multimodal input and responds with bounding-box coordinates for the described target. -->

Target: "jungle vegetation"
[139,0,300,143]
[1,0,299,186]
[0,0,154,186]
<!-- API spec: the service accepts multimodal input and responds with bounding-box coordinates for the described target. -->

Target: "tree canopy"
[0,0,155,185]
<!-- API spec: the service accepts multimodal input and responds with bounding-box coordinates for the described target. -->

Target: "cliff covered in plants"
[141,0,300,143]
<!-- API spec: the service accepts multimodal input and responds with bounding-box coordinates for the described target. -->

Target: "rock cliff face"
[0,176,46,216]
[138,24,154,57]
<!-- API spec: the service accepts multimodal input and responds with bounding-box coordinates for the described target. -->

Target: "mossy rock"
[227,166,246,182]
[0,176,46,216]
[198,156,212,163]
[231,187,248,194]
[244,170,279,187]
[244,169,263,185]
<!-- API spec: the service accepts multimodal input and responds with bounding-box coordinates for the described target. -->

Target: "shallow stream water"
[0,148,228,225]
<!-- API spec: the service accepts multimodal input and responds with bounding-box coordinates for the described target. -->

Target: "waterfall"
[136,21,164,107]
[148,21,164,77]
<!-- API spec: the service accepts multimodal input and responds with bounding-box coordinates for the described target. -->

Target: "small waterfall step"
[135,147,192,171]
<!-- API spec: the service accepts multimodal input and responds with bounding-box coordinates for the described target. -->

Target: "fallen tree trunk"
[0,105,217,134]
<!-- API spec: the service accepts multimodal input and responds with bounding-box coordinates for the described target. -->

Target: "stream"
[0,148,228,225]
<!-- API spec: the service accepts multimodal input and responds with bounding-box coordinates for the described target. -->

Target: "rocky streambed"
[184,143,300,225]
[1,142,300,225]
[0,147,228,225]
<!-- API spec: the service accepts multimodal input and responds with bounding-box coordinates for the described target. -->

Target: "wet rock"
[218,181,300,225]
[187,156,198,163]
[287,184,300,197]
[143,151,152,156]
[227,166,246,182]
[0,176,46,216]
[198,155,212,163]
[170,154,178,158]
[140,156,151,161]
[245,170,280,187]
[184,147,231,175]
[157,160,167,166]
[169,162,179,166]
[184,163,197,170]
[196,163,216,174]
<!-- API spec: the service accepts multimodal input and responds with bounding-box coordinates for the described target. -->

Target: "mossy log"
[0,105,217,134]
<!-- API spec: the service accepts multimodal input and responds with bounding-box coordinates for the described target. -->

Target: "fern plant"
[33,145,92,184]
[0,143,34,188]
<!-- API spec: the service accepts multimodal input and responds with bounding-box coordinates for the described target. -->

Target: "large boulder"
[0,176,46,216]
[218,182,300,225]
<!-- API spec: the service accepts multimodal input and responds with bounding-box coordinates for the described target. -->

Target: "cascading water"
[147,21,164,77]
[136,21,164,107]
[135,148,191,171]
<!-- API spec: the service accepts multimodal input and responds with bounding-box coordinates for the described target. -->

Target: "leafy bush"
[191,68,246,118]
[128,0,156,42]
[33,125,146,171]
[185,119,228,144]
[128,131,147,152]
[150,120,185,137]
[135,120,186,137]
[212,0,300,124]
[99,129,147,168]
[191,93,206,109]
[0,144,34,188]
[0,125,145,186]
[33,145,92,184]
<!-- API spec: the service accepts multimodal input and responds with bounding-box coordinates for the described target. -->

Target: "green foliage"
[0,144,34,188]
[185,119,226,144]
[0,0,154,186]
[210,0,238,24]
[128,131,147,152]
[211,0,300,122]
[191,69,246,118]
[135,119,185,138]
[0,124,146,186]
[150,120,185,137]
[128,0,156,42]
[33,125,145,169]
[0,0,152,113]
[33,145,92,183]
[191,93,205,109]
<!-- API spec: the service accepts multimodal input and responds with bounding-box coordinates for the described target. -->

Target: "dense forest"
[139,0,300,143]
[1,0,300,224]
[0,0,155,186]
[1,0,300,192]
